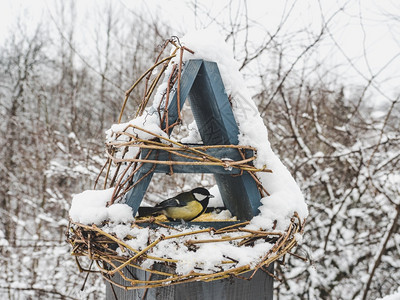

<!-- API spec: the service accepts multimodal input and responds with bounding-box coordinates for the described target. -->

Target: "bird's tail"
[137,206,162,217]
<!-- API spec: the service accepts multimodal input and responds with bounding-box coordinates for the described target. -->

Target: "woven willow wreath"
[67,213,305,289]
[67,37,307,289]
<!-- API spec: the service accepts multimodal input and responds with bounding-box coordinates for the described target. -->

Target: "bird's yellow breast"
[164,200,203,221]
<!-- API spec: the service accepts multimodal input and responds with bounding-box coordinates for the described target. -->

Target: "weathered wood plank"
[188,61,261,220]
[125,60,202,216]
[106,262,274,300]
[123,163,155,218]
[161,59,203,134]
[137,147,254,174]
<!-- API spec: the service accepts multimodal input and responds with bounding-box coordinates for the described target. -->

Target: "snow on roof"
[178,28,308,231]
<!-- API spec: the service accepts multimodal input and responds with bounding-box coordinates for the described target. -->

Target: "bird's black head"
[191,187,214,202]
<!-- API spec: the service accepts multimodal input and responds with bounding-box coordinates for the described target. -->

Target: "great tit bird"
[147,187,214,222]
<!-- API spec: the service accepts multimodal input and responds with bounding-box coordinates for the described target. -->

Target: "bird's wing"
[155,197,186,209]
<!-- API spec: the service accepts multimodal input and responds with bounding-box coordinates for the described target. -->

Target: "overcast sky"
[1,0,399,105]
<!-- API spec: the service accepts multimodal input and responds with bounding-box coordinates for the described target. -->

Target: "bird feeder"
[67,41,306,300]
[102,58,275,299]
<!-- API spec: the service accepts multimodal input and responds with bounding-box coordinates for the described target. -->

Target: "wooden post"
[106,263,274,300]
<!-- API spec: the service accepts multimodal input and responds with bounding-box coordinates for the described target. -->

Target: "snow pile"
[104,110,170,162]
[106,112,167,143]
[69,189,133,225]
[103,223,272,275]
[180,120,202,143]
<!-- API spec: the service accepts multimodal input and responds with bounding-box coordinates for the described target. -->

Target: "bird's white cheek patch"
[193,193,208,201]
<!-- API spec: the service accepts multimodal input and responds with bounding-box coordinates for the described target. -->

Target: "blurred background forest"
[0,0,399,299]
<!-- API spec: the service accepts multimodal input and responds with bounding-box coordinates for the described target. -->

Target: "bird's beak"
[210,194,215,198]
